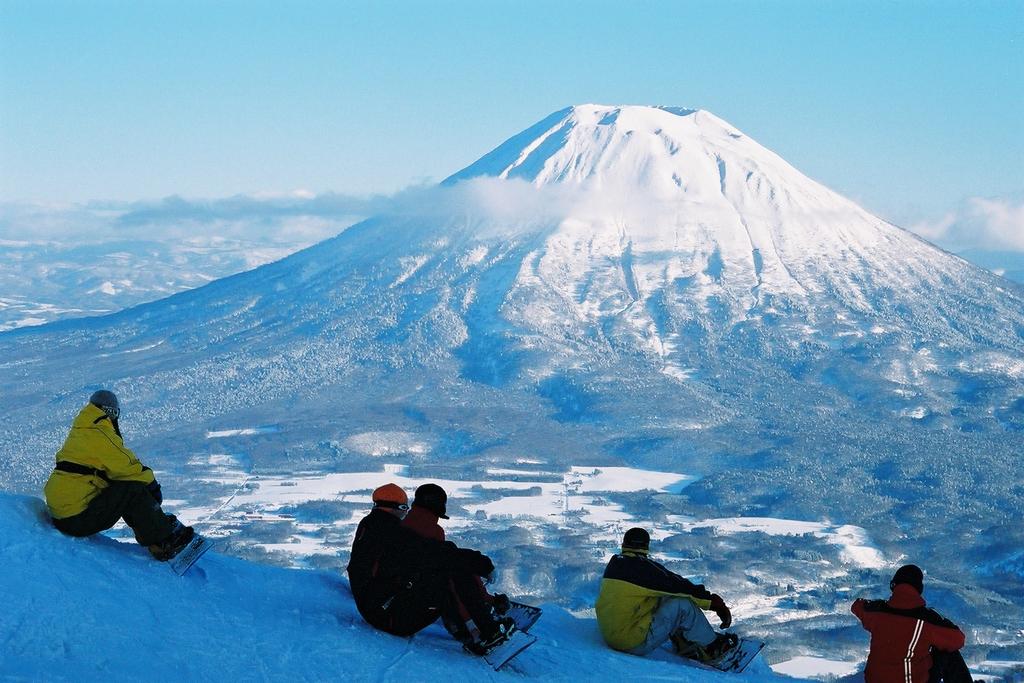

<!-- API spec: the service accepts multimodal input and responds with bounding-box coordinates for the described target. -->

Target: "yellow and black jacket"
[595,550,714,651]
[43,403,156,519]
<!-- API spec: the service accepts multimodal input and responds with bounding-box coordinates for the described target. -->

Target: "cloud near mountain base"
[0,179,695,245]
[910,196,1024,253]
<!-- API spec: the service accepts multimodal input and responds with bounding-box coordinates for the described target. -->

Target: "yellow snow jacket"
[595,550,714,651]
[43,403,156,519]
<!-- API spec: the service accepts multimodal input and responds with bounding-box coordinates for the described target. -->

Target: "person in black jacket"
[346,483,515,651]
[596,528,736,662]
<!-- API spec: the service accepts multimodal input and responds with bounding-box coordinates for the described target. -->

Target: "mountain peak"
[446,105,733,180]
[443,104,831,209]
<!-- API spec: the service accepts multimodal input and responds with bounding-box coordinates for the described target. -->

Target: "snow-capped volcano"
[449,104,870,225]
[444,105,1020,362]
[2,105,1022,662]
[450,105,829,199]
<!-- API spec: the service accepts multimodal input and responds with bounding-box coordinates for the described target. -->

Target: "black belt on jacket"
[54,461,110,482]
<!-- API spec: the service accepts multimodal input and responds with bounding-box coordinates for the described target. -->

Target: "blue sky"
[1,0,1021,232]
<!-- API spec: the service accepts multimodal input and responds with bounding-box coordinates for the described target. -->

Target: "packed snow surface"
[0,492,796,682]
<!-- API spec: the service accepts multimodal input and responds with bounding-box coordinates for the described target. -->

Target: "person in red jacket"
[851,564,972,683]
[401,483,512,649]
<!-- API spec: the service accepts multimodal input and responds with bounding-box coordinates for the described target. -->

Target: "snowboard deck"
[505,601,542,633]
[169,534,213,576]
[454,601,541,669]
[459,600,542,640]
[483,629,537,671]
[674,637,765,674]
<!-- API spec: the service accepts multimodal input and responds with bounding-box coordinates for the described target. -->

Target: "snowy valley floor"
[1,492,803,682]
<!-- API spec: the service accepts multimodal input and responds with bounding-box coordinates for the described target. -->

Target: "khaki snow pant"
[626,596,718,655]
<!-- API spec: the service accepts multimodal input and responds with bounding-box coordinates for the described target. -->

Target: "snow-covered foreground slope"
[0,492,796,682]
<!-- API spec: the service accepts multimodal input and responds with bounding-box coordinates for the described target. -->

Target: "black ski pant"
[52,480,178,547]
[928,648,973,683]
[365,569,497,639]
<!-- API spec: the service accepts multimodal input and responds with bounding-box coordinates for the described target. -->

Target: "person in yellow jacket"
[43,390,194,561]
[596,527,737,662]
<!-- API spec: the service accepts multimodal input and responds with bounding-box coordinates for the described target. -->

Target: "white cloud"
[909,196,1024,252]
[9,184,1024,258]
[0,193,377,245]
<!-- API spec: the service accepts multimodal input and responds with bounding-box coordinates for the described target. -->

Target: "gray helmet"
[89,389,120,420]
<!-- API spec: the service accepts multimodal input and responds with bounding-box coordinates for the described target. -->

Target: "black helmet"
[89,389,120,420]
[413,483,449,519]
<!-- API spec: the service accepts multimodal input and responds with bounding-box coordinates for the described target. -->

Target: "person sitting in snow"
[596,527,737,663]
[851,564,971,683]
[43,390,195,561]
[401,483,513,647]
[346,483,516,654]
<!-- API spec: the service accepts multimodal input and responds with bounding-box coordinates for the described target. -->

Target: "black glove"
[147,480,163,505]
[709,593,732,628]
[492,593,511,614]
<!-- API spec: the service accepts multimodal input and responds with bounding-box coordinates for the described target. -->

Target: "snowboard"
[706,637,764,673]
[169,534,213,576]
[483,629,537,671]
[453,600,541,669]
[457,600,542,640]
[505,600,542,633]
[674,636,765,674]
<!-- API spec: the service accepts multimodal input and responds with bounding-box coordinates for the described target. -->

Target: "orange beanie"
[372,483,408,508]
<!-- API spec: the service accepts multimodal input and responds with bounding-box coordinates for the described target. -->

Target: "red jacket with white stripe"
[851,585,966,683]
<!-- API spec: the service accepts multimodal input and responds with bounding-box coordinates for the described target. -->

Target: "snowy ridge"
[0,492,795,681]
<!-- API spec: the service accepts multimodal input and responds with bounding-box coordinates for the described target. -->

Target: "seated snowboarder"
[346,483,516,654]
[852,564,971,683]
[43,390,195,561]
[401,483,512,645]
[596,527,737,663]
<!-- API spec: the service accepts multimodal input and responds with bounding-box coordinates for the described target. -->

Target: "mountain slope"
[0,492,793,681]
[3,106,1020,457]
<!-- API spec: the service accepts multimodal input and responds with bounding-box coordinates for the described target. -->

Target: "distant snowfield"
[771,656,859,678]
[676,518,885,569]
[177,458,701,553]
[1,492,796,682]
[173,450,887,612]
[206,426,280,438]
[342,430,433,456]
[0,222,349,331]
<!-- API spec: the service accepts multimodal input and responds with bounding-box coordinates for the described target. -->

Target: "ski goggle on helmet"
[89,389,120,420]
